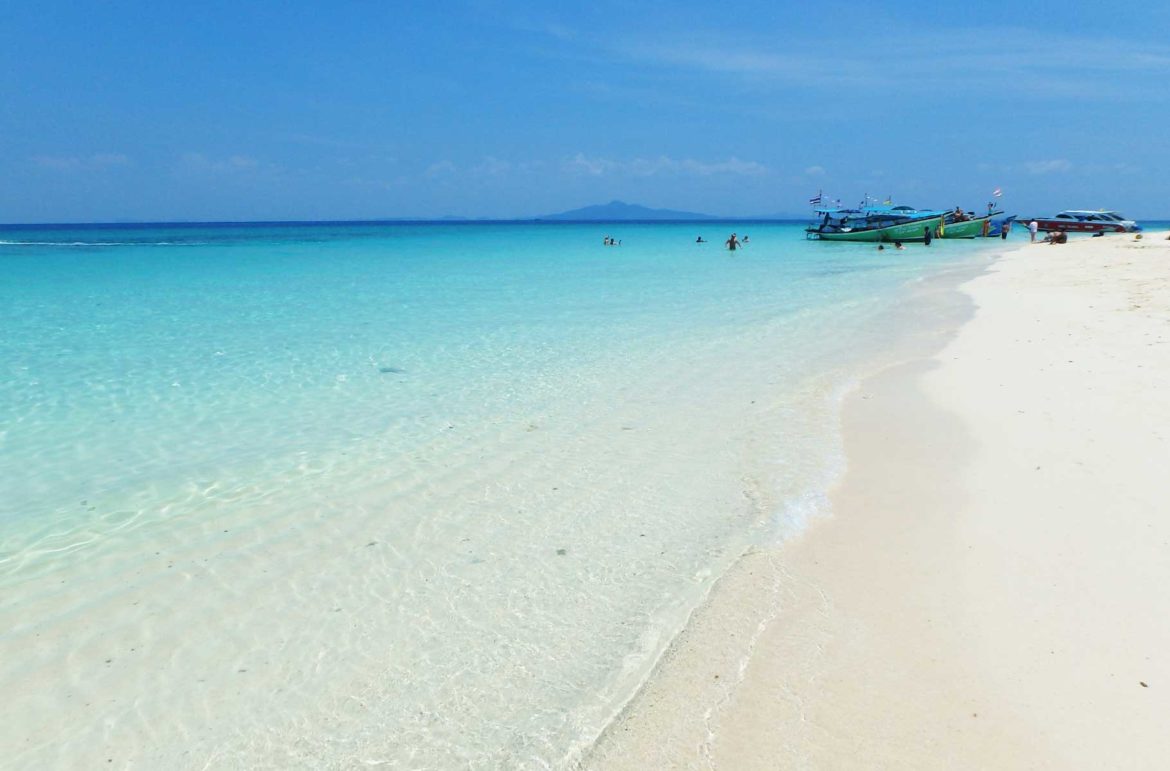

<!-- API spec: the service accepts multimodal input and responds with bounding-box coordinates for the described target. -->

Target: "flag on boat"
[992,187,1003,197]
[808,191,823,205]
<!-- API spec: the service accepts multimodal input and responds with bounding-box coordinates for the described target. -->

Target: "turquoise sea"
[1,221,1004,767]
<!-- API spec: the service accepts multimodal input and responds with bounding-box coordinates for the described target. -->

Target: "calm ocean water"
[1,221,1002,767]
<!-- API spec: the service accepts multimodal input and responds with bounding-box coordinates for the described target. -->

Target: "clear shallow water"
[1,221,1001,767]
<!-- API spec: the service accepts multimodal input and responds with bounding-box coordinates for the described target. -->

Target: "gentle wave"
[0,222,1006,767]
[0,240,209,246]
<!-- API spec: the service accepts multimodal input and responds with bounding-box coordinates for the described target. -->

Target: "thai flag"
[809,191,823,205]
[993,187,1003,197]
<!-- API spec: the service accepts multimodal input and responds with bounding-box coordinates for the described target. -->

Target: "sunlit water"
[1,221,1004,767]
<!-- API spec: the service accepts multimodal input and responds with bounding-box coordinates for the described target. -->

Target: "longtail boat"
[806,204,943,242]
[938,212,997,238]
[983,215,1017,238]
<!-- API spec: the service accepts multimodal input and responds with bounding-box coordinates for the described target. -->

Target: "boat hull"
[939,216,992,239]
[983,215,1017,238]
[812,215,943,242]
[1028,219,1133,233]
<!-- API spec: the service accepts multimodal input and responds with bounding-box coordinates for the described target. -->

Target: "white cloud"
[564,153,608,176]
[563,153,766,177]
[805,165,826,177]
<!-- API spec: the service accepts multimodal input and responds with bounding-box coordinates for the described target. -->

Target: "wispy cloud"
[179,153,263,174]
[32,153,130,171]
[91,153,130,167]
[471,156,511,176]
[501,12,576,41]
[1025,159,1073,175]
[279,132,373,151]
[532,21,574,41]
[983,159,1134,177]
[612,29,1170,99]
[563,153,766,177]
[424,160,457,178]
[345,175,409,190]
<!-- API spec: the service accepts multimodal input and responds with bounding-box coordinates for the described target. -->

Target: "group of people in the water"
[694,233,749,250]
[604,233,755,250]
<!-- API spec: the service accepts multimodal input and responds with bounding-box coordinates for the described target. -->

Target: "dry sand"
[587,232,1170,769]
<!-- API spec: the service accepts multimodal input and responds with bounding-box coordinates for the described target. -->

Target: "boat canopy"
[813,204,943,219]
[1055,210,1129,222]
[811,207,863,216]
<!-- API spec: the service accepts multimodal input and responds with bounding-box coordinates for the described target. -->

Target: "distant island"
[537,200,718,221]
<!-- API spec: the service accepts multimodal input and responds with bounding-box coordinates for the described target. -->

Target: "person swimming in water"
[696,236,706,243]
[725,233,740,251]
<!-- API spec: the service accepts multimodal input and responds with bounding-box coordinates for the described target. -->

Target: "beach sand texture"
[588,232,1170,769]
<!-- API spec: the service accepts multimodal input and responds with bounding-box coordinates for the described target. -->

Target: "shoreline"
[582,243,996,767]
[586,232,1170,768]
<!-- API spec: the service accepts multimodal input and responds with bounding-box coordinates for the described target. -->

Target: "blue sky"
[3,0,1169,222]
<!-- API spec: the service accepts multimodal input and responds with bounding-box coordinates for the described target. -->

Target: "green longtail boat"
[817,216,943,242]
[806,204,944,242]
[938,211,999,239]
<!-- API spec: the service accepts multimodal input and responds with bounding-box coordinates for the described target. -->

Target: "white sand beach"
[588,232,1170,769]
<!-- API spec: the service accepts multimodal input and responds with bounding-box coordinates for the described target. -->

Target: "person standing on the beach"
[1029,220,1039,243]
[923,226,933,246]
[1001,220,1012,240]
[725,233,740,251]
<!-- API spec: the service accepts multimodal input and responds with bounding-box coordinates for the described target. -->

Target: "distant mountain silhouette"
[538,200,717,221]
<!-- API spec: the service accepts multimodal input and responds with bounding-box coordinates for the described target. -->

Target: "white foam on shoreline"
[579,247,1004,769]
